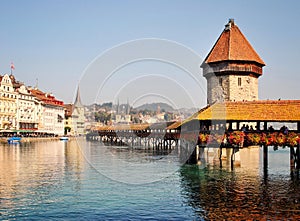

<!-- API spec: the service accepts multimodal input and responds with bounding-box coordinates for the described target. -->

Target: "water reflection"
[2,140,300,220]
[0,139,84,218]
[179,147,300,220]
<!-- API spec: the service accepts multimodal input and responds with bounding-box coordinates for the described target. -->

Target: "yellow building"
[0,74,17,130]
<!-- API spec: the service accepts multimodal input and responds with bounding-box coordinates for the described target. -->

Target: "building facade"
[64,87,85,136]
[0,74,17,129]
[30,89,65,135]
[15,85,38,131]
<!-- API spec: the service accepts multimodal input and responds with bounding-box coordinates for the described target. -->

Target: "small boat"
[7,137,21,144]
[59,136,69,141]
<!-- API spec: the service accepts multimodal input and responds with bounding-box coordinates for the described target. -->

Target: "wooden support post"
[256,121,260,131]
[263,122,268,131]
[290,147,295,172]
[219,146,223,168]
[296,145,300,170]
[231,147,235,170]
[263,145,268,171]
[228,121,233,131]
[236,122,240,130]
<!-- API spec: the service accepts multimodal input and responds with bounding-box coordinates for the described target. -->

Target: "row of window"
[0,102,15,107]
[219,77,245,87]
[0,109,15,113]
[0,94,35,100]
[2,85,11,91]
[0,116,13,121]
[0,93,16,99]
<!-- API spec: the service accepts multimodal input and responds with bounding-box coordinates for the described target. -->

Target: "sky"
[1,0,300,108]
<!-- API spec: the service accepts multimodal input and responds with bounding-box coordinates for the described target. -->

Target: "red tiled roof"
[203,19,265,66]
[30,89,64,107]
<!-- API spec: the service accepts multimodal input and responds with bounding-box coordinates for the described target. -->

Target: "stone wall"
[206,74,258,104]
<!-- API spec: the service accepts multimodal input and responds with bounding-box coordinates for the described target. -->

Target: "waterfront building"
[201,19,265,104]
[64,104,74,135]
[15,85,38,131]
[64,87,85,135]
[0,74,18,130]
[30,89,65,135]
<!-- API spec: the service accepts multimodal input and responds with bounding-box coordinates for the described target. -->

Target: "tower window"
[219,78,223,86]
[238,77,242,86]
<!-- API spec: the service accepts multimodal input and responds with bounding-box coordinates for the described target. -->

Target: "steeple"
[116,98,120,115]
[74,86,83,107]
[126,98,130,115]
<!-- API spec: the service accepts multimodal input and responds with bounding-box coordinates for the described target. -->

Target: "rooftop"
[202,19,265,66]
[192,100,300,122]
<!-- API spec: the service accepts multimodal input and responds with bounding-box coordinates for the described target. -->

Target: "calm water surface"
[0,139,300,220]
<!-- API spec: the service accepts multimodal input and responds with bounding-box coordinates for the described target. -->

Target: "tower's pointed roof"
[202,19,265,66]
[74,86,83,107]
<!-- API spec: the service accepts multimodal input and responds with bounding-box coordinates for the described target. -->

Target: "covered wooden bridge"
[87,100,300,169]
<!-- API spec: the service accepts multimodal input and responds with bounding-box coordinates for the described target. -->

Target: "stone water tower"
[201,19,265,104]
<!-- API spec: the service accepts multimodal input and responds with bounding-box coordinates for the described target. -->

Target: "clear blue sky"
[1,0,300,108]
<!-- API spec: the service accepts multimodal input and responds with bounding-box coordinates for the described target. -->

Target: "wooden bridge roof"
[194,100,300,122]
[94,121,177,131]
[168,100,300,129]
[94,123,149,131]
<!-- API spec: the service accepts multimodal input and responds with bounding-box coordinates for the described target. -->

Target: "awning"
[13,130,37,133]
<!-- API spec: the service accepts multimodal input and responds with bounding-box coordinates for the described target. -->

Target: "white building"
[64,87,85,136]
[15,85,38,131]
[30,89,65,135]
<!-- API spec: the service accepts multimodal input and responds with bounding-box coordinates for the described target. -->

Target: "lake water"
[1,139,300,220]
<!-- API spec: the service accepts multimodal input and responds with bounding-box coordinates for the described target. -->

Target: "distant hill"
[133,102,174,112]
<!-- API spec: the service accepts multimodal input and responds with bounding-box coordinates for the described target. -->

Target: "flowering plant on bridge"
[196,131,300,147]
[198,133,208,144]
[245,133,261,145]
[207,133,223,145]
[244,132,299,147]
[228,131,245,146]
[260,133,275,146]
[286,132,299,147]
[275,133,286,146]
[198,133,226,146]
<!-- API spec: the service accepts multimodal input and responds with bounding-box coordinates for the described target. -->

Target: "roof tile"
[203,19,265,66]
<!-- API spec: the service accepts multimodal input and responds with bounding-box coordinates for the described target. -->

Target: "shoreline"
[0,136,78,144]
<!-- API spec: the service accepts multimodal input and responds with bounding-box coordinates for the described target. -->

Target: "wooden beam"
[263,122,268,131]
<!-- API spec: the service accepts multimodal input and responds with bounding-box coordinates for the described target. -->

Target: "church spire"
[126,98,130,115]
[74,86,83,107]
